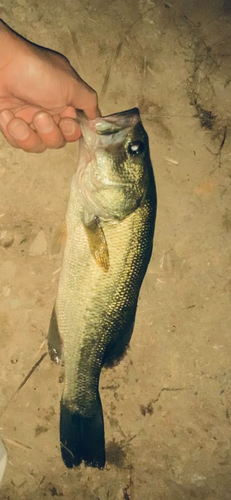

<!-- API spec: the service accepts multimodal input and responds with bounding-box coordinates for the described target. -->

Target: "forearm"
[0,18,5,31]
[0,20,17,67]
[0,19,34,86]
[0,19,31,56]
[0,19,13,38]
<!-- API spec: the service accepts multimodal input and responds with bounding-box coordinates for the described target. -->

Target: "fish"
[48,107,157,469]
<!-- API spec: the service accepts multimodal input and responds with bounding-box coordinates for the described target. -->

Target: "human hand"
[0,20,100,153]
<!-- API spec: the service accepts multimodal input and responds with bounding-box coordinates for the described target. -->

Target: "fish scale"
[48,108,157,469]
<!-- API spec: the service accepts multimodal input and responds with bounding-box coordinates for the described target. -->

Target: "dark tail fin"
[60,398,105,469]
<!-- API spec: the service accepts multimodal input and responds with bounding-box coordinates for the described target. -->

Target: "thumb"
[68,74,101,120]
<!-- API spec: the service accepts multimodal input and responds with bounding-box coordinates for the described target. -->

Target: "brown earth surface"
[0,1,231,499]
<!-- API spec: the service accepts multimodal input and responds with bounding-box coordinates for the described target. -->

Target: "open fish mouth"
[94,108,140,135]
[74,108,144,220]
[77,107,141,136]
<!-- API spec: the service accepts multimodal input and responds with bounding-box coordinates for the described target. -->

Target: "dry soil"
[0,1,231,499]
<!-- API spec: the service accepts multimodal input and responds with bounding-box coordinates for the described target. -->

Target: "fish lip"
[77,107,141,134]
[75,107,143,219]
[102,107,140,121]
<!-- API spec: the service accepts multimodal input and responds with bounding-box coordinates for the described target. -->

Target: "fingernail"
[60,120,76,136]
[0,110,13,126]
[34,113,53,133]
[9,120,29,140]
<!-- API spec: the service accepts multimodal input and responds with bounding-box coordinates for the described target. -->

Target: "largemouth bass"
[48,108,157,469]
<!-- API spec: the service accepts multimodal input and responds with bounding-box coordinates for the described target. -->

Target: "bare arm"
[0,20,100,153]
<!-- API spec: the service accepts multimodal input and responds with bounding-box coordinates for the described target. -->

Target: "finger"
[84,96,101,120]
[69,76,101,120]
[59,118,81,143]
[7,118,46,153]
[59,107,77,120]
[0,110,19,148]
[79,89,101,120]
[33,112,66,149]
[52,114,62,125]
[14,106,42,124]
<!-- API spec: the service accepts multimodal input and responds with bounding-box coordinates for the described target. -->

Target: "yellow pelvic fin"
[51,221,67,255]
[83,216,109,272]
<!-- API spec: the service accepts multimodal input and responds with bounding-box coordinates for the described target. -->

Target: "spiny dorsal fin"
[83,216,109,272]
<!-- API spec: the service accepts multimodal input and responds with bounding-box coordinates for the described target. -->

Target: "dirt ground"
[0,0,231,498]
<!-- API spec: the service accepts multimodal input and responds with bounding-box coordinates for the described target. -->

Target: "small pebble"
[11,358,19,364]
[0,231,14,248]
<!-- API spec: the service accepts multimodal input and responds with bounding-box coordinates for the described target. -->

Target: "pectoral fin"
[83,215,109,272]
[51,221,67,255]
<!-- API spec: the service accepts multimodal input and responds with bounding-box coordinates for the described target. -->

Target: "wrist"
[0,19,5,31]
[0,20,27,76]
[0,20,14,66]
[0,19,12,36]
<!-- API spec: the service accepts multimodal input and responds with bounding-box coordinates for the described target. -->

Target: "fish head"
[76,108,152,220]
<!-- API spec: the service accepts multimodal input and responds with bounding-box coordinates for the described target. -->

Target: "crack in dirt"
[153,387,186,404]
[140,387,186,416]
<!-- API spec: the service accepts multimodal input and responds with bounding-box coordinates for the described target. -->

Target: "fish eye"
[128,141,144,156]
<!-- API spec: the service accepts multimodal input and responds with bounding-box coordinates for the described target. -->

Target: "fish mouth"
[75,108,142,220]
[77,108,141,135]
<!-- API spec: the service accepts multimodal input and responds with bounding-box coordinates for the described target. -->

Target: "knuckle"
[22,142,46,153]
[33,145,47,154]
[48,139,66,150]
